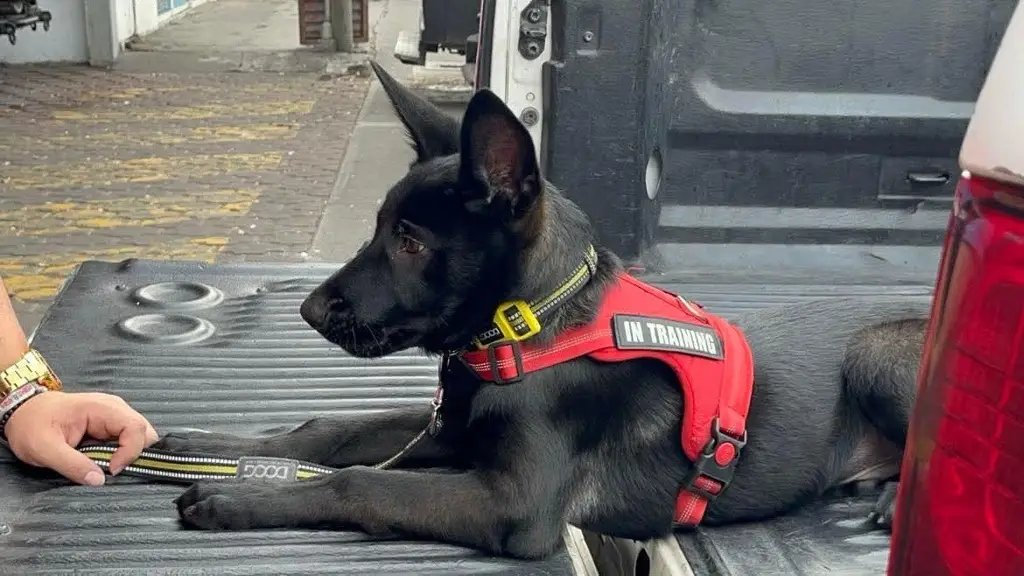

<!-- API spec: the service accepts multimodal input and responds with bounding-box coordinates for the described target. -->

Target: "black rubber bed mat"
[0,260,592,576]
[675,486,894,576]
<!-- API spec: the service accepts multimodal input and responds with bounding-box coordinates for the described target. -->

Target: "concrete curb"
[407,63,473,104]
[114,48,370,76]
[412,83,473,105]
[112,48,472,106]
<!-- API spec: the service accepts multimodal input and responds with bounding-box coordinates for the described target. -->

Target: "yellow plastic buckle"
[493,300,542,342]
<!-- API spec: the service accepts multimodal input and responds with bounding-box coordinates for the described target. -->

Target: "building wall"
[112,0,161,43]
[154,0,214,26]
[0,0,89,64]
[0,0,209,65]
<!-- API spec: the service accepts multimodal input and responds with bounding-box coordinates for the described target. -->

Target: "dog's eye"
[398,235,425,255]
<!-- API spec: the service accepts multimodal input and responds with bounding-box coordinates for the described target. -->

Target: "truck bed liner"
[675,487,893,576]
[0,259,936,575]
[0,259,592,576]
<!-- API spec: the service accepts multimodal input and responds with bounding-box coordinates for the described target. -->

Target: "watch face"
[37,371,63,392]
[1,350,62,395]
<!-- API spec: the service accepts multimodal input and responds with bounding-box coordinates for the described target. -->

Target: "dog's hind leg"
[153,406,457,469]
[841,316,928,527]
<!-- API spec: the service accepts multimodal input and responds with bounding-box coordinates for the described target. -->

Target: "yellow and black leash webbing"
[75,426,430,484]
[78,443,341,484]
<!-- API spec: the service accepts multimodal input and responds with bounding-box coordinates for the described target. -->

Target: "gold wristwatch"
[0,349,63,400]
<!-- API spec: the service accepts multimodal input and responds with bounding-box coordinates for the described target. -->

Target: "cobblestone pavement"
[0,65,371,326]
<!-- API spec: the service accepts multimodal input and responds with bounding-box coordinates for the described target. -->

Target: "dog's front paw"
[154,430,264,457]
[867,481,899,529]
[175,481,264,530]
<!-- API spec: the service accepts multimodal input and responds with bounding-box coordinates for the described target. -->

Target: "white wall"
[1,0,212,64]
[114,0,135,42]
[0,0,89,64]
[116,0,161,42]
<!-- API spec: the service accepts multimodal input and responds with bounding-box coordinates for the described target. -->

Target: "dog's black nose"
[300,290,332,330]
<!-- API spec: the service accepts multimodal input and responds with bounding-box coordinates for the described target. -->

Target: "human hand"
[4,391,158,486]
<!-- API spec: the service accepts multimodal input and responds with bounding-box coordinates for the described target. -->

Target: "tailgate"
[0,259,595,576]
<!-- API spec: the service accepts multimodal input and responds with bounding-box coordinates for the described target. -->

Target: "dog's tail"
[840,298,932,447]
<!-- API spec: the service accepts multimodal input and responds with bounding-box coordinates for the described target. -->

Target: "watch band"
[0,349,63,400]
[0,382,47,439]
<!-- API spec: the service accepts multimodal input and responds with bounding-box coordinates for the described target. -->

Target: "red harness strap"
[458,273,755,526]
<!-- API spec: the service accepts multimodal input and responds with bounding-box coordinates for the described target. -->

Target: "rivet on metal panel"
[583,30,595,42]
[0,524,11,536]
[520,108,539,127]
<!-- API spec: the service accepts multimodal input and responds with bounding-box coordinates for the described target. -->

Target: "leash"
[75,427,429,484]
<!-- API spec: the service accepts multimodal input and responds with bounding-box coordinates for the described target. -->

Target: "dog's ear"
[459,89,541,219]
[369,60,460,163]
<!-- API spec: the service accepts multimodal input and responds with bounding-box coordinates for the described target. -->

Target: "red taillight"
[888,173,1024,575]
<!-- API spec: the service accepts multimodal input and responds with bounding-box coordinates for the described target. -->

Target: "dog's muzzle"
[300,290,333,332]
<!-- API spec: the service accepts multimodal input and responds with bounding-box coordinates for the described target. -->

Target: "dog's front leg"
[155,406,456,468]
[175,465,566,559]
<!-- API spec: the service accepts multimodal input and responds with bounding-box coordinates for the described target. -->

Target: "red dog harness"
[457,267,755,526]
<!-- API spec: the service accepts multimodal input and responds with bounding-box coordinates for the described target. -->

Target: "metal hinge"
[518,0,549,60]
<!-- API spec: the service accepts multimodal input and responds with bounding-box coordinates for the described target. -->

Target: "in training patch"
[236,457,300,481]
[612,314,724,360]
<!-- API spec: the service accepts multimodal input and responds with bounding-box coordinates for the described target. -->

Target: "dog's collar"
[469,244,599,349]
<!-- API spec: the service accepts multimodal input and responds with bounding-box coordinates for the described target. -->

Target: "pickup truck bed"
[674,488,892,576]
[0,255,938,575]
[0,260,595,576]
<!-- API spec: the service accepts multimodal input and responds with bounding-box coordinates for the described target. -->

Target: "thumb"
[33,440,107,486]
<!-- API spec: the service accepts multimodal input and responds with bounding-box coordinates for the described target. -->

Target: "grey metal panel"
[650,242,943,281]
[637,276,935,318]
[661,0,1017,207]
[540,0,1016,259]
[650,0,1014,254]
[0,259,578,575]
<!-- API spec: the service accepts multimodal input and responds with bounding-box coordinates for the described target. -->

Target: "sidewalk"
[129,0,302,52]
[0,64,369,331]
[308,0,468,261]
[0,0,462,334]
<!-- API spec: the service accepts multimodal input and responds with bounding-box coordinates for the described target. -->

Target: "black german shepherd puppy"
[154,62,932,559]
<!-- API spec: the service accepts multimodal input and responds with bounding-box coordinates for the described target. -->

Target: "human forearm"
[0,277,30,370]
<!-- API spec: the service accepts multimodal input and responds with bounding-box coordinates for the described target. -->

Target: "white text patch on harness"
[612,314,724,360]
